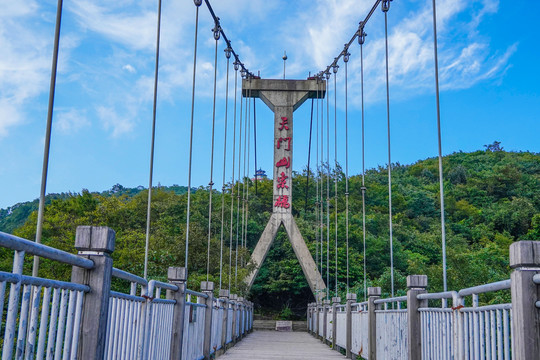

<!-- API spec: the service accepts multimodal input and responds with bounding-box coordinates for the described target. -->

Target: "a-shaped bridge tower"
[242,78,326,298]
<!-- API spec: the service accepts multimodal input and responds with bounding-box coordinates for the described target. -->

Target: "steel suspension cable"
[315,83,320,297]
[320,81,325,292]
[358,26,368,301]
[333,64,339,297]
[143,0,163,280]
[305,99,314,212]
[432,0,448,293]
[244,85,252,263]
[325,72,331,299]
[253,97,258,195]
[382,0,395,298]
[229,62,239,291]
[343,48,351,292]
[185,0,203,271]
[206,21,221,282]
[240,95,247,267]
[219,47,232,291]
[235,73,244,289]
[33,0,63,278]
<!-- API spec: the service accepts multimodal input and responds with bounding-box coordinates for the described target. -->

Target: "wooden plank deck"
[220,331,348,359]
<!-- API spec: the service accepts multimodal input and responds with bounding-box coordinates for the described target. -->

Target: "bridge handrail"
[458,279,511,297]
[417,290,457,301]
[0,231,94,269]
[185,288,209,299]
[112,267,147,286]
[374,295,407,305]
[0,271,90,292]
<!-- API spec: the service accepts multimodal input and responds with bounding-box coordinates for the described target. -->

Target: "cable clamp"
[209,181,214,186]
[212,19,222,41]
[358,22,367,45]
[193,0,202,7]
[225,46,232,59]
[382,0,392,12]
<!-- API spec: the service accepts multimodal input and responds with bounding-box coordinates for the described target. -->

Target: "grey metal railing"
[307,240,540,360]
[0,228,254,360]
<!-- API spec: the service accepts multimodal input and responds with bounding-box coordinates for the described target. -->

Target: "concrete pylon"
[242,78,326,297]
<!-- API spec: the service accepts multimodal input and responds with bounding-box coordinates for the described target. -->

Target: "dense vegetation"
[1,148,539,318]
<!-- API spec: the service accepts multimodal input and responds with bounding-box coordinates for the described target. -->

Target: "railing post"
[323,299,330,345]
[331,296,340,350]
[368,286,381,360]
[308,303,314,335]
[71,226,115,360]
[238,297,245,339]
[316,301,321,339]
[313,302,317,336]
[219,289,229,354]
[407,275,428,360]
[510,241,540,359]
[201,281,214,360]
[230,294,238,344]
[346,293,356,359]
[167,267,187,360]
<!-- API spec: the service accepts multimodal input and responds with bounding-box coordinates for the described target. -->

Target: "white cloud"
[123,64,136,73]
[55,109,90,134]
[97,106,135,137]
[286,0,514,107]
[0,2,53,137]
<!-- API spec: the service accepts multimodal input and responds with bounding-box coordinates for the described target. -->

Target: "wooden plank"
[219,331,348,359]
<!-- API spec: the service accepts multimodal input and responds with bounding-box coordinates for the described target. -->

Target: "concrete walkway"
[220,331,348,359]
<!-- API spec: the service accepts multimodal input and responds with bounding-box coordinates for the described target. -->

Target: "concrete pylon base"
[245,212,326,297]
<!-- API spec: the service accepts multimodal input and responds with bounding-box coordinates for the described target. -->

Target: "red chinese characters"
[277,137,291,151]
[276,157,290,169]
[279,117,289,131]
[274,195,290,208]
[277,172,289,189]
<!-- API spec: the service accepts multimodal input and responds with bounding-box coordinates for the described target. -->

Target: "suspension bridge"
[1,0,539,359]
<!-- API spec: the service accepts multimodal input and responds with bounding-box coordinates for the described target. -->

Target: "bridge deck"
[220,331,348,359]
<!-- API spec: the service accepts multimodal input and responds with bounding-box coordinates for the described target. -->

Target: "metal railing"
[374,296,408,359]
[0,231,92,360]
[308,241,540,360]
[0,228,253,360]
[418,280,513,359]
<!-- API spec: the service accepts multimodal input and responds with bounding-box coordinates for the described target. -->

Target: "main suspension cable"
[206,20,221,282]
[219,46,232,291]
[185,0,203,271]
[382,0,395,298]
[143,0,162,280]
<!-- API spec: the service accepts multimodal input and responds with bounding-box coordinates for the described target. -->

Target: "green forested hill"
[1,149,538,317]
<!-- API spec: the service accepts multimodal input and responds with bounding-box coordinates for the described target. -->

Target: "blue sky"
[0,0,538,209]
